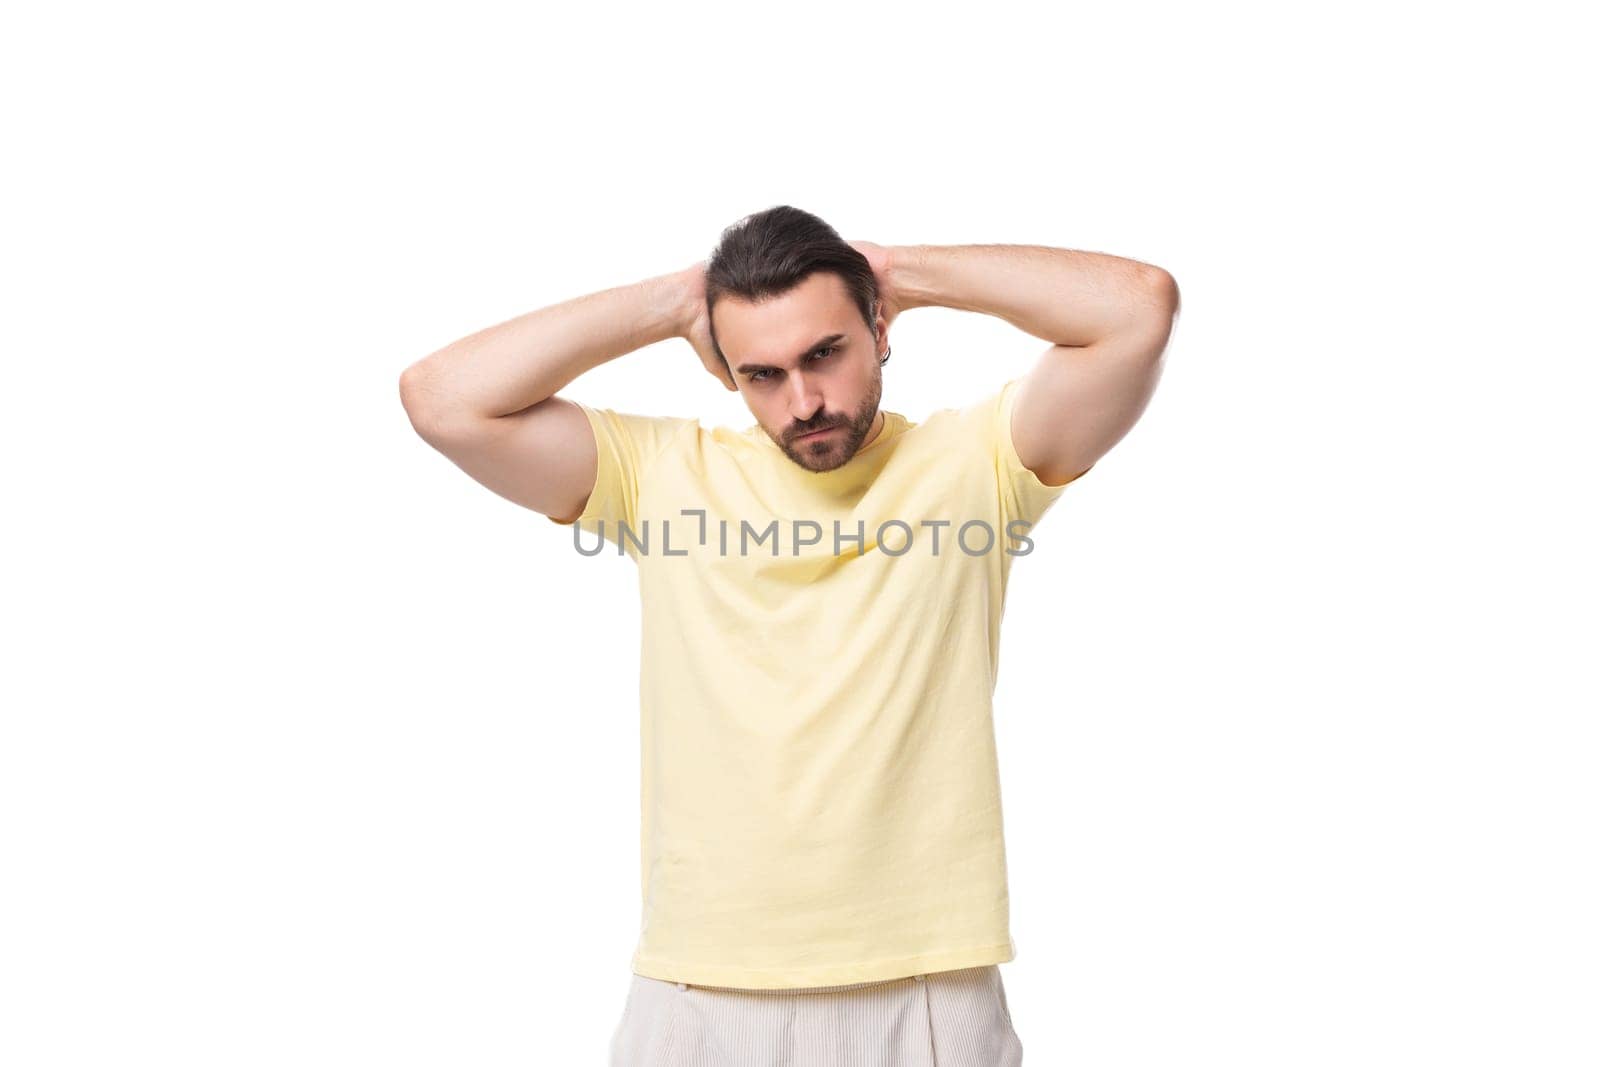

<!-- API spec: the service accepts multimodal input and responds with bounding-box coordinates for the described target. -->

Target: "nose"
[786,372,825,424]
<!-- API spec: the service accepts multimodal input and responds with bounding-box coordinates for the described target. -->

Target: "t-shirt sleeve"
[989,376,1092,532]
[544,401,694,551]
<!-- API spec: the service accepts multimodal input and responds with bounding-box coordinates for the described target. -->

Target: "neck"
[861,409,885,448]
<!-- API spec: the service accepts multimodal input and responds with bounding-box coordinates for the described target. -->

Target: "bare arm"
[398,264,734,520]
[885,243,1180,485]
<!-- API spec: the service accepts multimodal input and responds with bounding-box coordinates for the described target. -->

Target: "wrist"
[887,244,934,311]
[665,263,707,337]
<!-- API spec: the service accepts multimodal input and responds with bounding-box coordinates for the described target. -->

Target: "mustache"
[789,418,844,438]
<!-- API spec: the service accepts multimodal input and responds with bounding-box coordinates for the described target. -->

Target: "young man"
[399,206,1179,1065]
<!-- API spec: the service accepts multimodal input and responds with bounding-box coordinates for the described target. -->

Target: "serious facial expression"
[713,272,887,473]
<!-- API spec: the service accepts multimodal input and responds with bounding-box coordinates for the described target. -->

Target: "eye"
[748,347,835,384]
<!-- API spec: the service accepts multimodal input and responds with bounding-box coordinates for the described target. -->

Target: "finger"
[698,346,737,391]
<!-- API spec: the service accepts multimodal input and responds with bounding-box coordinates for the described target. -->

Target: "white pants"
[609,964,1023,1066]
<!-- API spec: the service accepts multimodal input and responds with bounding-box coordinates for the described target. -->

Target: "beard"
[777,368,884,473]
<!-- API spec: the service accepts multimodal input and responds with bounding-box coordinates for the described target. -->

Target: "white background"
[4,2,1595,1065]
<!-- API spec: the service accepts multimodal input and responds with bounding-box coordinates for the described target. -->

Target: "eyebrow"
[733,333,847,375]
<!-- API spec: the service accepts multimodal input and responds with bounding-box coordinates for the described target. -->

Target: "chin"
[791,445,855,472]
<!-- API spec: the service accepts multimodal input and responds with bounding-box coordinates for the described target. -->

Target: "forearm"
[889,243,1168,348]
[401,268,693,423]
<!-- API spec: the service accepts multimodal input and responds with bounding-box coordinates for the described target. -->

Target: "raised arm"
[883,243,1180,486]
[398,263,734,520]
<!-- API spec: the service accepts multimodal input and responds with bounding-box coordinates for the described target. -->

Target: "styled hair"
[704,205,880,376]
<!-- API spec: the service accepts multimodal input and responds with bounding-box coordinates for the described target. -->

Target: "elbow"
[1141,267,1181,319]
[398,362,429,424]
[398,361,456,443]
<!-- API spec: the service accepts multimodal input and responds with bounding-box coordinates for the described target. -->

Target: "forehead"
[714,272,860,363]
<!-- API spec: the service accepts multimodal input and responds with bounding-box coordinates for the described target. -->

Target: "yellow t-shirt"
[547,377,1089,988]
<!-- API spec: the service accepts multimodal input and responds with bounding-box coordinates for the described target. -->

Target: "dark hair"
[704,205,881,377]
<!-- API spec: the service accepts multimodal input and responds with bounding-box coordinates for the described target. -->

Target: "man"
[399,206,1178,1065]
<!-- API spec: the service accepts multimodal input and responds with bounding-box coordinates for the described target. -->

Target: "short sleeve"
[545,402,695,553]
[991,376,1091,531]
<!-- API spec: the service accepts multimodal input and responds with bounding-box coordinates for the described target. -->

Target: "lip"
[794,426,839,441]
